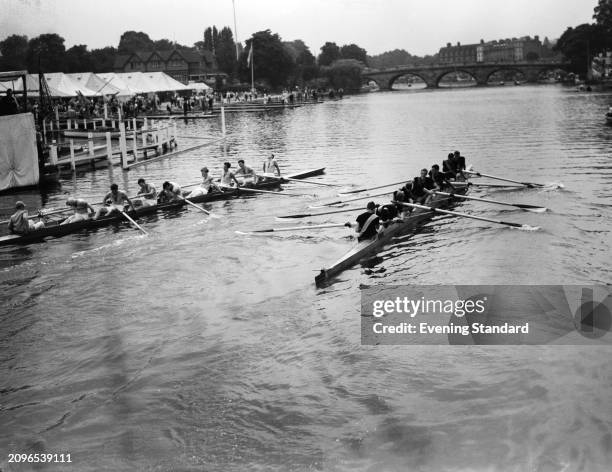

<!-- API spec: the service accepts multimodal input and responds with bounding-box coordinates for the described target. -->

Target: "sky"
[0,0,599,57]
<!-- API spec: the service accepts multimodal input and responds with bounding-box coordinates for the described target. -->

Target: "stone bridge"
[362,60,570,89]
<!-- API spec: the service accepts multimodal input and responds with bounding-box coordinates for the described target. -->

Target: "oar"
[235,187,315,198]
[434,191,547,213]
[236,222,346,235]
[338,180,408,196]
[394,201,540,230]
[0,207,70,225]
[309,190,393,209]
[464,170,544,188]
[260,173,339,187]
[276,206,364,219]
[179,196,220,218]
[119,211,148,235]
[468,183,526,188]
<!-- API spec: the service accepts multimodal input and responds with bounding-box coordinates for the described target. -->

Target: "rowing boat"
[0,167,325,247]
[314,181,468,286]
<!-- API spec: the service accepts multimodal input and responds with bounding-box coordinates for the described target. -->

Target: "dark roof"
[113,54,134,69]
[114,49,220,69]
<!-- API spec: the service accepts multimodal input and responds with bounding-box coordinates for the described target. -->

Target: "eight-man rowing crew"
[347,150,467,241]
[6,153,283,236]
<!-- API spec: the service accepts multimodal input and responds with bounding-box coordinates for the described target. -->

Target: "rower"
[442,152,458,179]
[235,159,257,185]
[262,153,281,177]
[61,198,95,224]
[418,168,435,194]
[95,183,135,218]
[429,164,451,190]
[136,178,158,207]
[453,150,466,173]
[7,201,45,235]
[409,175,428,204]
[345,201,380,241]
[187,167,218,198]
[158,181,183,203]
[219,162,241,188]
[377,202,400,227]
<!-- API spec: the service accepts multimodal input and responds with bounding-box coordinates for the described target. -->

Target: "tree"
[318,42,340,66]
[593,0,612,33]
[554,23,607,74]
[323,58,365,90]
[153,38,175,51]
[203,27,214,51]
[216,27,237,75]
[340,43,367,64]
[368,49,415,68]
[118,31,154,53]
[0,34,28,71]
[284,40,318,83]
[90,47,117,73]
[26,34,67,72]
[65,44,93,72]
[239,30,295,89]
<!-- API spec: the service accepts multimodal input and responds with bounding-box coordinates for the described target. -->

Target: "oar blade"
[515,204,547,213]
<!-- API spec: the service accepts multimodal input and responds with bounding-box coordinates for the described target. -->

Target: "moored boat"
[314,181,468,286]
[0,167,325,246]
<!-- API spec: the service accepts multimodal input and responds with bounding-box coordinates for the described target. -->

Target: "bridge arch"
[435,69,479,87]
[388,72,428,90]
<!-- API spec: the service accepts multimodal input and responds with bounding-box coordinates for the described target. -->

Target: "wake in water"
[70,234,149,259]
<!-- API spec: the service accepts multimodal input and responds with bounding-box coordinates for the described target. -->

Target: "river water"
[1,85,611,471]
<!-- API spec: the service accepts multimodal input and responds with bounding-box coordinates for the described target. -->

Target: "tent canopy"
[96,73,136,96]
[1,71,193,98]
[44,72,99,96]
[112,72,189,94]
[0,74,73,97]
[67,72,122,96]
[188,81,212,91]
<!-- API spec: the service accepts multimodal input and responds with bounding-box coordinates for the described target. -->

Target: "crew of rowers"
[6,154,283,235]
[347,150,467,242]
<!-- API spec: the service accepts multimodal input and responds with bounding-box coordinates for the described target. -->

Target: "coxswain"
[262,153,281,177]
[219,162,241,188]
[95,183,135,219]
[158,181,183,203]
[7,201,45,234]
[345,201,380,241]
[187,167,218,198]
[136,178,158,207]
[61,198,95,224]
[235,159,257,185]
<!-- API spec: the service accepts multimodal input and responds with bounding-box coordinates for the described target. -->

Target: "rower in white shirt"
[187,167,219,198]
[262,153,281,177]
[219,162,242,188]
[235,159,257,185]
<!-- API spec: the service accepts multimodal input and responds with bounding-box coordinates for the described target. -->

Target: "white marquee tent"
[66,72,123,96]
[2,71,192,98]
[0,74,73,97]
[44,73,99,96]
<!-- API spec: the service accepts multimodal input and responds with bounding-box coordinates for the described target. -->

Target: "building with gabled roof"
[113,49,225,84]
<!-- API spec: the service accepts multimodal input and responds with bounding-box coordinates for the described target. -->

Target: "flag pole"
[232,0,239,60]
[251,42,254,92]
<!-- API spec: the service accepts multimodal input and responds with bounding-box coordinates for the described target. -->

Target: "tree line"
[554,0,612,76]
[0,27,434,91]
